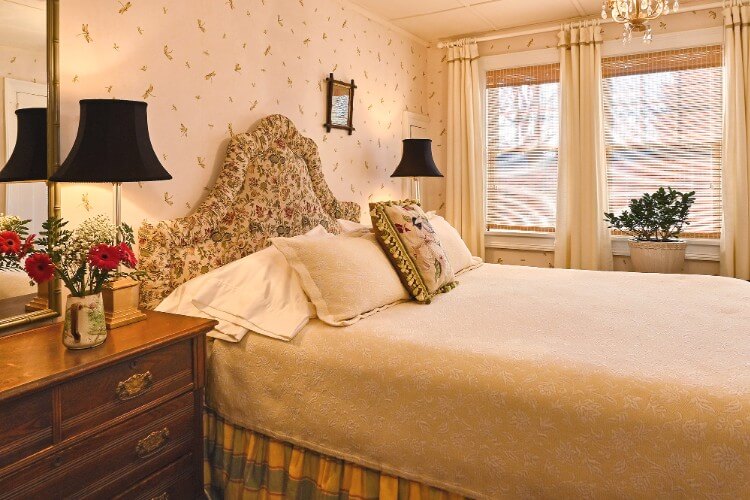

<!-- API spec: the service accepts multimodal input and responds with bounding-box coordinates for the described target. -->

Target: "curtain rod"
[436,1,724,48]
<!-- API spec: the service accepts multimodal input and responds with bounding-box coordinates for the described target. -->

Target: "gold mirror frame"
[0,0,60,332]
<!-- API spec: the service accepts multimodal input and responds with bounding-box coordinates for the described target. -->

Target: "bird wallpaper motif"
[58,0,429,230]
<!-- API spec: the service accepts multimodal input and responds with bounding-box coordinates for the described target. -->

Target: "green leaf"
[603,187,695,241]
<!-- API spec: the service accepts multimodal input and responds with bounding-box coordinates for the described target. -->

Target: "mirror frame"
[0,0,60,332]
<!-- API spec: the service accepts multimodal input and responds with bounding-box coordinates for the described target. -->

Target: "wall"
[58,0,428,230]
[0,45,46,83]
[425,9,724,275]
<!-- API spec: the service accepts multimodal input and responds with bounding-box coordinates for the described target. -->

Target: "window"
[485,64,560,232]
[602,46,723,238]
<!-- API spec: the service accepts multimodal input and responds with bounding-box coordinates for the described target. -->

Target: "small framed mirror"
[324,73,355,135]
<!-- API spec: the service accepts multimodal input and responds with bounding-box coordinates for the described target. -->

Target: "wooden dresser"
[0,311,216,499]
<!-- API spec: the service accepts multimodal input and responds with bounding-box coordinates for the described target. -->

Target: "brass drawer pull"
[150,493,169,500]
[136,427,170,458]
[115,371,153,401]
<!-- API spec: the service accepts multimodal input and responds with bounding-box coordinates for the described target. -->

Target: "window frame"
[480,48,560,233]
[480,27,723,262]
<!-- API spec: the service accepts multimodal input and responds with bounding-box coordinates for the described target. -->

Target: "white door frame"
[4,78,47,161]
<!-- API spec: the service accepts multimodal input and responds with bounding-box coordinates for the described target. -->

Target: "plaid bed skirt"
[204,409,469,499]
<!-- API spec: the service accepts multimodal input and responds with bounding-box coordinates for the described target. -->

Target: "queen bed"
[138,115,750,499]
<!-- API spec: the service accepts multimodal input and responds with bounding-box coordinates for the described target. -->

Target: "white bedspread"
[207,264,750,499]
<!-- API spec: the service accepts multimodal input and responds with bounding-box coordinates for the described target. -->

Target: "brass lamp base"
[25,283,50,312]
[102,277,146,329]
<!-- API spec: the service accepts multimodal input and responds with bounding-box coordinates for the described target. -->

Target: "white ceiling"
[345,0,684,43]
[0,0,45,52]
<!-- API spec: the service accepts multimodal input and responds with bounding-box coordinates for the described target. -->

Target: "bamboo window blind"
[601,45,723,238]
[485,63,560,232]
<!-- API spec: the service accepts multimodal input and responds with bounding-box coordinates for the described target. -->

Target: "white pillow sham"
[272,231,410,326]
[156,225,328,342]
[337,218,371,233]
[156,282,249,342]
[425,213,482,275]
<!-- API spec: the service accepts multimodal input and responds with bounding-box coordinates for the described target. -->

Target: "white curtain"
[446,39,484,258]
[721,2,750,279]
[554,23,613,271]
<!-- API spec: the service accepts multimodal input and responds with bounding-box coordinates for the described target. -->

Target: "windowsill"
[485,230,720,262]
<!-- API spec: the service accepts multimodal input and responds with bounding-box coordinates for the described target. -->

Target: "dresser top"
[0,311,216,402]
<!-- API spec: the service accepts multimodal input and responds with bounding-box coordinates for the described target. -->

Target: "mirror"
[0,0,59,333]
[331,84,351,126]
[324,73,356,135]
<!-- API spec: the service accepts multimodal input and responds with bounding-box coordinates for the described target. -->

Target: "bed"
[139,115,750,499]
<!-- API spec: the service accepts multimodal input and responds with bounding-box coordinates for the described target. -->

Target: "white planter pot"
[628,240,687,274]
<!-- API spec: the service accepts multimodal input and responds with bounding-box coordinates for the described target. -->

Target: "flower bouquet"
[0,214,36,274]
[25,215,139,349]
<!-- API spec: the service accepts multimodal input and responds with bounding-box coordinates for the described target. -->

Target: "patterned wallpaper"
[0,46,46,83]
[58,0,428,229]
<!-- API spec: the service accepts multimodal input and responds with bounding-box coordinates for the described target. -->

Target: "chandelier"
[601,0,680,43]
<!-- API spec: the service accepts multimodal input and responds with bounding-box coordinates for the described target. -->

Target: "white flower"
[68,215,117,261]
[0,213,24,232]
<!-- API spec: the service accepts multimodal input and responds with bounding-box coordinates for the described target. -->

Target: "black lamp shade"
[50,99,171,183]
[0,108,47,182]
[391,139,442,178]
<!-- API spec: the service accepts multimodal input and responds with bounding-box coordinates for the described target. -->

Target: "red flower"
[117,242,137,268]
[21,234,36,254]
[0,231,21,254]
[88,244,121,271]
[25,252,55,283]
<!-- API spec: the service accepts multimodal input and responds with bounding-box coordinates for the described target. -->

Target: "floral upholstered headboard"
[138,114,361,309]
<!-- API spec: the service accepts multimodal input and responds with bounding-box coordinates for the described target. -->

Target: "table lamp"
[50,99,171,328]
[390,139,442,204]
[0,108,47,182]
[1,108,49,312]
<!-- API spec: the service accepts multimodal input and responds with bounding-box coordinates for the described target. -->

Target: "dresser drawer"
[60,340,194,439]
[114,454,197,500]
[0,391,53,469]
[0,391,196,500]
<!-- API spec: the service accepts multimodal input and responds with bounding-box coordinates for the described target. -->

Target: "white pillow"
[156,283,249,342]
[272,232,410,326]
[337,218,372,234]
[156,226,329,342]
[425,213,480,274]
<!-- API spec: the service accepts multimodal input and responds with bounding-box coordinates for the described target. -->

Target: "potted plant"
[604,187,696,274]
[23,215,139,349]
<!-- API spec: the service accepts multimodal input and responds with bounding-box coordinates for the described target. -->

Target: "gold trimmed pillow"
[369,200,456,303]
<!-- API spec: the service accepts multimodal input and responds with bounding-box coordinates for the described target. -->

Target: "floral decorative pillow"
[369,200,456,303]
